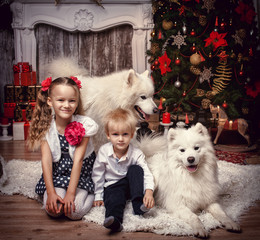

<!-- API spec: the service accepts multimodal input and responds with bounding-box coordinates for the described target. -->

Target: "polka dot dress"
[35,133,95,196]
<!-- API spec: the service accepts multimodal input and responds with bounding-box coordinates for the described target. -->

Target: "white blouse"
[45,115,99,162]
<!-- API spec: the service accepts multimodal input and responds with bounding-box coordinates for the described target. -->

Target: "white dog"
[136,123,240,238]
[47,58,158,150]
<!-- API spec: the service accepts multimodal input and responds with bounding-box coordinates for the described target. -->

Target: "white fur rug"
[0,155,260,236]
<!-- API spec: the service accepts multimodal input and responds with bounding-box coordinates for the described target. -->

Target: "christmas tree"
[147,0,259,124]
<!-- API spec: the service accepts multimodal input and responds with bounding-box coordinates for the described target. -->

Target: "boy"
[92,108,155,232]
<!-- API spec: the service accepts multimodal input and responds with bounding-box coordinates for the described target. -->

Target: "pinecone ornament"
[190,65,201,75]
[199,15,207,26]
[201,98,211,109]
[151,43,160,54]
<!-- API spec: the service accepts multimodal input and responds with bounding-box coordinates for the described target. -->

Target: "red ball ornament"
[239,70,244,76]
[222,101,228,108]
[154,59,159,66]
[190,29,196,36]
[190,44,196,53]
[175,57,181,65]
[150,64,156,71]
[182,91,186,97]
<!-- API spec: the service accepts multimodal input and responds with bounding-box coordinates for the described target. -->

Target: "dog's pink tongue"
[145,114,150,121]
[187,165,198,173]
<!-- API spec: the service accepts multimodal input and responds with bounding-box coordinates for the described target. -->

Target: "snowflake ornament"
[171,31,187,49]
[232,30,243,46]
[199,66,214,84]
[202,0,216,13]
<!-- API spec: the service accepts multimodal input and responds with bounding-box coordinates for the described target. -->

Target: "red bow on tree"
[204,31,228,51]
[158,52,171,76]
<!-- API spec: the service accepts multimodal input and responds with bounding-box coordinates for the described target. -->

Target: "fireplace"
[10,0,153,79]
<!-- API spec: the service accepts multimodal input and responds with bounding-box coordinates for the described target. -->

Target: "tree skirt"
[215,150,255,165]
[0,156,260,236]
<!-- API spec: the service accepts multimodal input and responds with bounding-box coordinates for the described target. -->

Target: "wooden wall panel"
[0,30,14,114]
[35,24,133,81]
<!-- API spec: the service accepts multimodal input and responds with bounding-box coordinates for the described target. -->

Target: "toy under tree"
[147,0,259,126]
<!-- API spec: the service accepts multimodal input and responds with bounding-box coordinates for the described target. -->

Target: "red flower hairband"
[41,76,82,92]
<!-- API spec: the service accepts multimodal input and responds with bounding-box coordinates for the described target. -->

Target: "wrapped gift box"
[12,121,30,140]
[12,121,25,140]
[4,85,15,102]
[3,103,16,119]
[14,86,27,102]
[14,72,36,86]
[27,85,36,101]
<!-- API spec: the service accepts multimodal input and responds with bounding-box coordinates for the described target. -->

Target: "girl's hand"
[46,192,64,214]
[93,200,104,207]
[63,192,76,216]
[143,189,155,209]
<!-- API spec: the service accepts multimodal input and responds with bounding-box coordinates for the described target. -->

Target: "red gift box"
[14,72,36,86]
[4,103,16,118]
[13,62,30,73]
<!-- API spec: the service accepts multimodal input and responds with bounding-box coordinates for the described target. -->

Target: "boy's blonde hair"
[103,108,137,135]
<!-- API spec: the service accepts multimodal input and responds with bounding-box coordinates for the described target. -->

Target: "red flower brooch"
[64,121,85,146]
[41,77,52,92]
[70,76,82,89]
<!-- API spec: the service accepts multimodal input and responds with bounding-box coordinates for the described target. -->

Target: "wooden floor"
[0,140,260,240]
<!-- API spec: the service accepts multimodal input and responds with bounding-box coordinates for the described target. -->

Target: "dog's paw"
[223,220,241,232]
[192,226,209,238]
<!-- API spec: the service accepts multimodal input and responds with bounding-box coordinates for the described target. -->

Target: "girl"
[27,76,98,220]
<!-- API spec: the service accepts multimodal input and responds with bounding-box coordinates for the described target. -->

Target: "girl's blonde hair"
[103,108,137,136]
[27,77,84,151]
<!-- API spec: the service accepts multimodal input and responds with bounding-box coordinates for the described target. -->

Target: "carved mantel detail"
[74,9,94,32]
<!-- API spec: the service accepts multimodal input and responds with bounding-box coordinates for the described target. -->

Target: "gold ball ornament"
[162,19,173,30]
[190,53,201,65]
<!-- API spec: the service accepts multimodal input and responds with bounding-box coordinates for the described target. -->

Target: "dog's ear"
[194,122,208,136]
[167,128,176,142]
[126,69,136,87]
[141,70,149,78]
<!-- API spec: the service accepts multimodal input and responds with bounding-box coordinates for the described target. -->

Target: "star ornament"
[158,52,172,75]
[204,31,228,51]
[217,50,229,62]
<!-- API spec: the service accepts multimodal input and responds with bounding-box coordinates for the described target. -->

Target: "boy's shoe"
[140,204,150,213]
[103,216,123,232]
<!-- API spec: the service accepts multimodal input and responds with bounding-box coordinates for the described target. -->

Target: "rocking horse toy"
[209,104,251,146]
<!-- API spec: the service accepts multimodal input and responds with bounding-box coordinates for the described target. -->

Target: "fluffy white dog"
[47,58,158,150]
[136,123,240,238]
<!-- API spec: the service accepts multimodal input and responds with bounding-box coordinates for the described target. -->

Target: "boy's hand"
[93,200,104,207]
[143,189,155,209]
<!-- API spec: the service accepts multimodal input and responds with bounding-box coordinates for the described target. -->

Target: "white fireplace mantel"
[10,0,154,73]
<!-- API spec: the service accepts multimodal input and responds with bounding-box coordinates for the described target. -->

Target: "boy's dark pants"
[104,165,144,224]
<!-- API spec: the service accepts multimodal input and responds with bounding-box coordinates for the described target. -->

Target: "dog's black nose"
[187,157,195,164]
[153,107,158,113]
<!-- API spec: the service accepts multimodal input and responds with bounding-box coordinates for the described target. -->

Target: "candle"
[162,112,171,123]
[229,120,233,130]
